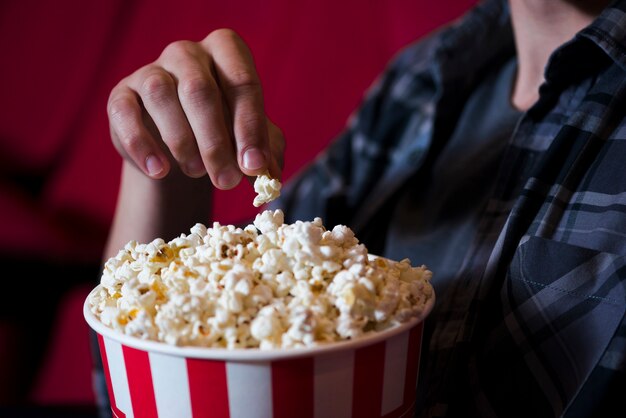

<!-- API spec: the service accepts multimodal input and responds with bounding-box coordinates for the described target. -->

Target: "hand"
[107,29,284,190]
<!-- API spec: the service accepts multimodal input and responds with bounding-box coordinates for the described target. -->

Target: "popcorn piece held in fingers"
[253,172,282,207]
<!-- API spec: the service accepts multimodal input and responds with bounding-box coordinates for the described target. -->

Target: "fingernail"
[243,147,266,171]
[186,156,206,177]
[217,168,243,189]
[146,154,164,176]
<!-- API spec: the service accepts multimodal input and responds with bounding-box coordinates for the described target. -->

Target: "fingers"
[159,40,241,189]
[108,84,171,179]
[109,29,280,190]
[203,29,270,177]
[244,118,285,187]
[132,63,210,179]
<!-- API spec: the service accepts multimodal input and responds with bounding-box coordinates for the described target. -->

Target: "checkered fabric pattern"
[275,0,626,416]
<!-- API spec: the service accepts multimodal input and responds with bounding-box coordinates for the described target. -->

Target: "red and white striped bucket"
[84,288,433,418]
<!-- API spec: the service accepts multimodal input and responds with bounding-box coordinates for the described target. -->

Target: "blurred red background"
[0,0,476,407]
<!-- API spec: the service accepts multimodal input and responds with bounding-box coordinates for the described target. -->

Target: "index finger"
[202,29,270,177]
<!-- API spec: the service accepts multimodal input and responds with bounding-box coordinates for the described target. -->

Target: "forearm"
[103,161,212,260]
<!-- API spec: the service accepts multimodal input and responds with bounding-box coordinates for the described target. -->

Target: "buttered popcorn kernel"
[89,209,433,349]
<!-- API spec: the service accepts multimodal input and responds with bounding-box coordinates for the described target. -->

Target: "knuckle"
[140,70,174,101]
[200,140,227,164]
[179,76,218,102]
[107,95,133,122]
[161,40,197,59]
[206,28,240,44]
[118,131,144,155]
[229,69,259,90]
[226,71,261,101]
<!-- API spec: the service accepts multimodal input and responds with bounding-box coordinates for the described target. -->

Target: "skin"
[509,0,612,109]
[104,2,610,260]
[104,29,284,258]
[108,29,284,185]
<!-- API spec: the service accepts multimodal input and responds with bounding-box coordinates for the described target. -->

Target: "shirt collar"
[433,0,626,82]
[434,0,514,90]
[578,0,626,73]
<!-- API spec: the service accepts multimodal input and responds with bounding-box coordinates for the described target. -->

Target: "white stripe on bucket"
[104,338,134,418]
[381,331,409,415]
[226,361,273,418]
[149,352,193,418]
[313,350,354,418]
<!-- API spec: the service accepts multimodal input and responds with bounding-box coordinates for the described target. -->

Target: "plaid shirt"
[276,0,626,416]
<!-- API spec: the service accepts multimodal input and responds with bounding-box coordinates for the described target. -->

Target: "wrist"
[104,161,213,260]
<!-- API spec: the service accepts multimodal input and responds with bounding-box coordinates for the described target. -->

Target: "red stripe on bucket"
[122,345,158,418]
[187,358,230,418]
[271,356,314,418]
[352,340,386,418]
[97,335,126,418]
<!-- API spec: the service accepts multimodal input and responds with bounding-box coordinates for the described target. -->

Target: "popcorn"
[89,210,434,349]
[253,172,282,207]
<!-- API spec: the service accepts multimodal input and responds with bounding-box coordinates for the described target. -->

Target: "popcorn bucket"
[84,286,433,418]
